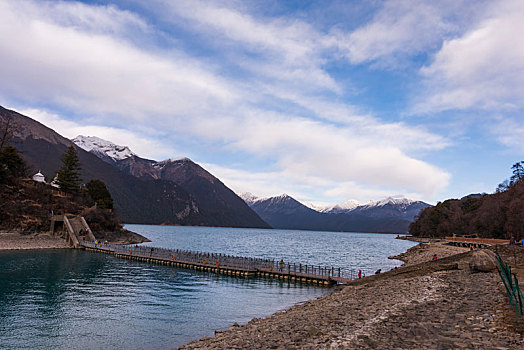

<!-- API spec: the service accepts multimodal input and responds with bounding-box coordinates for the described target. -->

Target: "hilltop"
[0,178,148,244]
[409,172,524,240]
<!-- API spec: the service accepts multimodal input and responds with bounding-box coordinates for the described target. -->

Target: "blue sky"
[1,0,523,205]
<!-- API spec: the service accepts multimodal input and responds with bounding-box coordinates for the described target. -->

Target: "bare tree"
[0,113,16,151]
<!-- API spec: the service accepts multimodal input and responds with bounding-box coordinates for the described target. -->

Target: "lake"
[0,226,416,349]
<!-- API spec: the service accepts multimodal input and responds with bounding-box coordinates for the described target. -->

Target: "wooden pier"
[80,241,355,286]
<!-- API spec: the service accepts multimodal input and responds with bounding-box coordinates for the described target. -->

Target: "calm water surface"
[0,226,416,349]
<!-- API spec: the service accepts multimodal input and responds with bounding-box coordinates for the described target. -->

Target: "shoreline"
[389,237,470,266]
[0,230,149,250]
[181,243,524,349]
[0,231,71,250]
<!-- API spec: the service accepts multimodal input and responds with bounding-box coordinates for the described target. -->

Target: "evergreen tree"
[510,161,524,185]
[86,179,114,210]
[56,146,82,193]
[0,146,26,184]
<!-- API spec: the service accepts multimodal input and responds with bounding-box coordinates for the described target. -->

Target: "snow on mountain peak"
[72,135,136,161]
[239,192,261,205]
[305,199,360,213]
[365,196,415,208]
[334,199,360,211]
[159,157,192,163]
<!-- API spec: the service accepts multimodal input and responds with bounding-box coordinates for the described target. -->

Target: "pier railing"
[81,241,359,284]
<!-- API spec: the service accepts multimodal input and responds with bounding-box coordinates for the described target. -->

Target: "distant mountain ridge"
[239,193,427,233]
[242,193,430,221]
[73,135,270,229]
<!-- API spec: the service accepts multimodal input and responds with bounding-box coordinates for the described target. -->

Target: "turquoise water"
[0,226,416,349]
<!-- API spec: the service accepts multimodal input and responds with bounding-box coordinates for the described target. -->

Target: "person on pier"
[279,259,285,272]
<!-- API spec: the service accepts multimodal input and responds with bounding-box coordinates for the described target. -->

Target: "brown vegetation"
[409,178,524,240]
[0,179,123,234]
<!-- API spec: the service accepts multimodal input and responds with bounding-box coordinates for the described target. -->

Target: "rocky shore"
[181,244,524,349]
[389,238,470,266]
[0,229,149,250]
[0,231,70,250]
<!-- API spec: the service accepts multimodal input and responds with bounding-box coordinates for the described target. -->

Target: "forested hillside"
[409,163,524,240]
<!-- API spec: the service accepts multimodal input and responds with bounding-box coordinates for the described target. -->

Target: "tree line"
[409,162,524,240]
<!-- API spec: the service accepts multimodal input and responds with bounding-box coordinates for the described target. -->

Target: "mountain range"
[240,193,430,233]
[1,106,269,228]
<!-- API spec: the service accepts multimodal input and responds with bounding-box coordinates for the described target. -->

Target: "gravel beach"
[389,238,470,266]
[181,243,524,349]
[0,231,70,250]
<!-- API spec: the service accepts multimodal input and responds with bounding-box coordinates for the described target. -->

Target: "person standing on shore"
[358,270,362,278]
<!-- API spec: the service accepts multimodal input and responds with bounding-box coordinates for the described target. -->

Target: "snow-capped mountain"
[360,196,416,209]
[311,199,360,213]
[241,193,421,233]
[239,192,262,205]
[72,135,269,229]
[73,135,136,162]
[350,196,430,221]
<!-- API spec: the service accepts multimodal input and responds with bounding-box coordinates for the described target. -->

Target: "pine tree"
[510,161,524,185]
[86,179,114,209]
[56,146,82,193]
[0,145,26,184]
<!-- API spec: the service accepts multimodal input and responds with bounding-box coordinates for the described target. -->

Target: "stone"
[469,250,498,272]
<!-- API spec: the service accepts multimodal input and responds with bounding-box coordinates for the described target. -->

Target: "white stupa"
[32,171,45,183]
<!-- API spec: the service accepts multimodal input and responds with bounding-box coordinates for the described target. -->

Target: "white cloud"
[0,0,452,203]
[205,161,428,205]
[192,109,450,197]
[414,0,524,113]
[334,0,466,66]
[0,0,236,121]
[491,116,524,154]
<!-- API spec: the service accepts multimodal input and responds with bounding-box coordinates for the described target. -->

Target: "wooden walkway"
[80,241,356,286]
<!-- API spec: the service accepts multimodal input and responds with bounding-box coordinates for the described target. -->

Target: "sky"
[1,0,523,206]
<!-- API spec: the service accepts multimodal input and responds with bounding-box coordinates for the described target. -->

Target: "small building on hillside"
[32,171,45,183]
[50,173,60,188]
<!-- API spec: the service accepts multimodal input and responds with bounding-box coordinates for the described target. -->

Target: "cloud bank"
[0,0,468,203]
